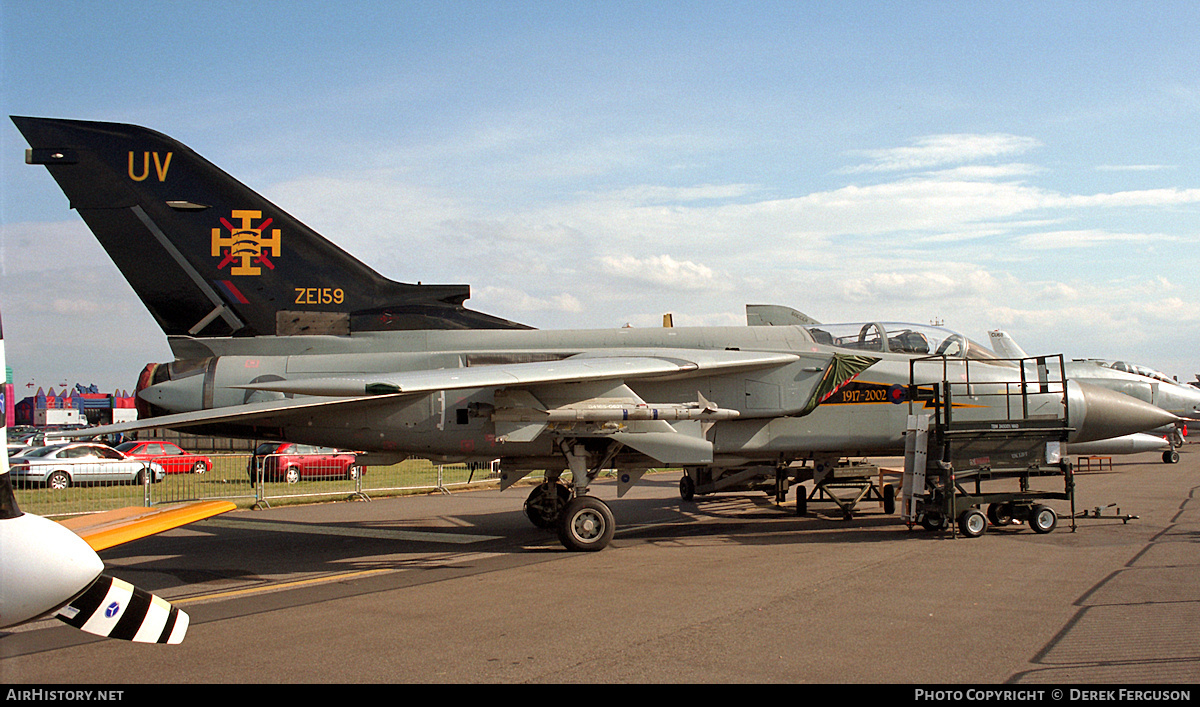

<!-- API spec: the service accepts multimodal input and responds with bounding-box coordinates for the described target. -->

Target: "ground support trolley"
[678,463,786,502]
[793,459,897,519]
[913,454,1076,538]
[901,354,1077,538]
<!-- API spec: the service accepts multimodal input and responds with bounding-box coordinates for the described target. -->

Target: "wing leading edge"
[233,349,802,397]
[69,350,879,471]
[69,349,805,438]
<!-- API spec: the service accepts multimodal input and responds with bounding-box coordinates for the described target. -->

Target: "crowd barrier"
[13,452,501,518]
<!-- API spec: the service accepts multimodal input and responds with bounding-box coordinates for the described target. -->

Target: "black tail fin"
[12,116,529,338]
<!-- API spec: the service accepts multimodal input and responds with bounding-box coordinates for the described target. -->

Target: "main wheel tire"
[557,496,615,552]
[958,508,988,537]
[796,490,808,516]
[1163,450,1180,464]
[679,474,696,501]
[46,470,70,490]
[1029,504,1058,534]
[882,483,896,515]
[524,482,570,528]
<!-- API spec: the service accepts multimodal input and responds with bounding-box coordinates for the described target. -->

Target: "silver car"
[8,442,166,489]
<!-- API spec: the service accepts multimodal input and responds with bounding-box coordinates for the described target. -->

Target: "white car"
[9,443,166,489]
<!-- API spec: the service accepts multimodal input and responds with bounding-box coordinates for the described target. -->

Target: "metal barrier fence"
[14,452,501,518]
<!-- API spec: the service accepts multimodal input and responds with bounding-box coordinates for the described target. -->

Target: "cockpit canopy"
[805,322,1000,360]
[1091,360,1176,384]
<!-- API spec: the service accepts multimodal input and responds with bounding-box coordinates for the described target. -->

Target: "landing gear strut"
[522,440,621,551]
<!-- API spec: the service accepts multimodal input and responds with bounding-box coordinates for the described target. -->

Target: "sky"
[1,1,1198,396]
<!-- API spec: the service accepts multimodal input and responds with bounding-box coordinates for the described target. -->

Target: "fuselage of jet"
[1064,359,1200,421]
[133,322,1175,474]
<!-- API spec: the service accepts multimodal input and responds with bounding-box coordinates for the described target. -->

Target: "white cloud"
[1095,164,1174,172]
[266,172,465,249]
[0,220,100,275]
[926,164,1044,180]
[596,254,727,291]
[1033,282,1080,301]
[1013,229,1182,249]
[472,286,584,314]
[1048,187,1200,208]
[846,134,1043,173]
[602,184,759,204]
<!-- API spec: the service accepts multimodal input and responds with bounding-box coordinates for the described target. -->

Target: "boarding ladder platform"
[901,354,1077,538]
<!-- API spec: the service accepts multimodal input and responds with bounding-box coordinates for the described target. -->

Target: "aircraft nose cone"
[1069,381,1182,443]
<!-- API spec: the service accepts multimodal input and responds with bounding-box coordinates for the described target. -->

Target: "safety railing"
[14,453,501,517]
[908,354,1070,429]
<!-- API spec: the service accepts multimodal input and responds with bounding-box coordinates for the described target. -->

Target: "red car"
[248,442,360,483]
[115,440,212,474]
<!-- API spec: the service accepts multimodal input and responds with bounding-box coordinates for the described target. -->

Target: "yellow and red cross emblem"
[211,210,281,276]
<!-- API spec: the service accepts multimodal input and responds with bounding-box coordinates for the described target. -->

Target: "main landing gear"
[521,440,620,552]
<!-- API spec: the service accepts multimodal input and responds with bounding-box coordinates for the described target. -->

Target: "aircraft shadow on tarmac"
[87,460,1126,597]
[88,494,926,586]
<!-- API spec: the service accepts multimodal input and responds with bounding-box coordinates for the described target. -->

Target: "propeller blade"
[55,574,189,644]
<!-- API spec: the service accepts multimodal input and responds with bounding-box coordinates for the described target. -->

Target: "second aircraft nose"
[1068,381,1182,443]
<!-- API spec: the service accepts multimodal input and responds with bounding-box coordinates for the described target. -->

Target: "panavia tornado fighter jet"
[990,329,1197,463]
[13,117,1180,551]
